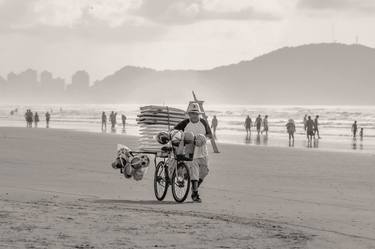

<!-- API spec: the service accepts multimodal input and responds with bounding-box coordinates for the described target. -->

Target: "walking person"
[255,115,262,135]
[211,115,218,138]
[110,111,116,130]
[101,112,107,130]
[24,110,30,128]
[34,112,39,128]
[286,119,296,146]
[45,112,51,128]
[314,115,321,139]
[121,114,127,130]
[261,115,269,135]
[303,115,307,131]
[352,121,358,138]
[306,116,315,144]
[174,103,212,203]
[244,115,252,136]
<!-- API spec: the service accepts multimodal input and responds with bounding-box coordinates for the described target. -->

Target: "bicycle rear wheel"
[171,162,190,203]
[154,161,169,201]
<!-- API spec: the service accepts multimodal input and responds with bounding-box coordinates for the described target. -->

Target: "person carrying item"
[174,102,212,203]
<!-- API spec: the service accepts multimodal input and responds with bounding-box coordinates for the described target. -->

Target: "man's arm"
[174,119,189,131]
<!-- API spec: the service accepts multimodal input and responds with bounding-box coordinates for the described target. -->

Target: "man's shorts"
[307,130,314,136]
[187,157,209,181]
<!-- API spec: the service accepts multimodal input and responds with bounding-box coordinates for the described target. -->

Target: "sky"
[1,0,375,82]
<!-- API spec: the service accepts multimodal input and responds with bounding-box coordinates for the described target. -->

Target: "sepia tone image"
[1,0,375,248]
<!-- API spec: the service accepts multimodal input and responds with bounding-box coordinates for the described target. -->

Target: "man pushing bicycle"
[174,102,212,203]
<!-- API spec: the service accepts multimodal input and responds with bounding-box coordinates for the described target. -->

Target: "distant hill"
[1,43,375,104]
[91,43,375,105]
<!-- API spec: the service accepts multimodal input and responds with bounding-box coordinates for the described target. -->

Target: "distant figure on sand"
[34,112,40,128]
[244,115,252,136]
[110,111,117,129]
[286,119,296,145]
[255,115,262,135]
[314,115,321,139]
[303,115,307,131]
[359,128,364,139]
[121,114,127,130]
[45,112,50,128]
[352,121,358,138]
[211,115,218,138]
[25,110,33,128]
[306,116,315,142]
[261,115,269,135]
[101,112,107,130]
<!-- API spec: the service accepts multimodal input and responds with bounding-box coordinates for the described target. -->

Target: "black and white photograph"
[1,0,375,248]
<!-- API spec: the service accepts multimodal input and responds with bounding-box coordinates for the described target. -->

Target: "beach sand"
[0,127,375,248]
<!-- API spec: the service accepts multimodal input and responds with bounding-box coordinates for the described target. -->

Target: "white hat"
[187,102,202,114]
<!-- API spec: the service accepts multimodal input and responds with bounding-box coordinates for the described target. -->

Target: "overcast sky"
[1,0,375,81]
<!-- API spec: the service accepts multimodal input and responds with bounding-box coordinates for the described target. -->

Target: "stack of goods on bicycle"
[137,105,187,152]
[111,144,150,181]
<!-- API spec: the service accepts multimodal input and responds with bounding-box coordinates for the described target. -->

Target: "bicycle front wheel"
[171,162,190,203]
[154,161,169,201]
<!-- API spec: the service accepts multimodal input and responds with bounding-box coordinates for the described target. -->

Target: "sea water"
[1,104,374,154]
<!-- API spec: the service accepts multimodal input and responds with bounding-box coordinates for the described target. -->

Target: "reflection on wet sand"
[352,137,364,151]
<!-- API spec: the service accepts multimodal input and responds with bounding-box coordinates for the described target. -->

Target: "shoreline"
[1,123,374,155]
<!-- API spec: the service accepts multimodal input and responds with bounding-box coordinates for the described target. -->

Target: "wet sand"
[0,127,375,248]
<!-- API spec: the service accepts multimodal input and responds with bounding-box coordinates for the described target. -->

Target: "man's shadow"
[94,199,194,205]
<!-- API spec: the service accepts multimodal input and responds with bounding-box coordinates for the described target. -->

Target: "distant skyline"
[1,0,375,81]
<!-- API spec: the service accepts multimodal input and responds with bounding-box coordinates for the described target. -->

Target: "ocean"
[1,104,375,154]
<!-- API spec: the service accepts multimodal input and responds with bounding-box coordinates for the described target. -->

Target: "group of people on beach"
[101,111,127,131]
[244,115,269,136]
[24,110,50,128]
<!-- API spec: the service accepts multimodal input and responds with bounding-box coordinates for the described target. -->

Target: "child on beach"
[359,128,364,139]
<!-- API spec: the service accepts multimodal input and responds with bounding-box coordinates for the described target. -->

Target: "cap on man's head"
[187,102,202,114]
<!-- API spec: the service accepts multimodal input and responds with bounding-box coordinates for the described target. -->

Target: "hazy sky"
[1,0,375,81]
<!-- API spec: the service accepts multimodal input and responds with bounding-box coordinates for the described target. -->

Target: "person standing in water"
[110,111,116,129]
[211,115,218,138]
[34,112,40,128]
[306,116,315,143]
[314,115,321,139]
[352,121,358,138]
[101,112,107,130]
[255,115,262,135]
[359,128,364,140]
[244,115,252,136]
[45,112,51,128]
[121,114,127,130]
[261,115,269,135]
[286,119,296,145]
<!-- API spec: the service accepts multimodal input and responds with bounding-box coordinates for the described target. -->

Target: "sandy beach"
[1,127,375,248]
